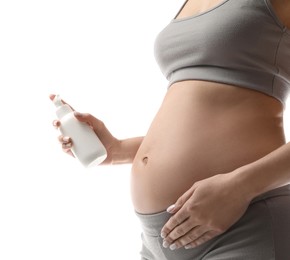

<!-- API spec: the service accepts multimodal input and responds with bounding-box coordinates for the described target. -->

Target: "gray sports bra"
[154,0,290,107]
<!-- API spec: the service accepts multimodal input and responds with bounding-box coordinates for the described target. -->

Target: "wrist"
[229,166,261,203]
[111,137,143,165]
[110,139,124,165]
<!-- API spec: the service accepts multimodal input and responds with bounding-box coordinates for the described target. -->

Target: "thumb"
[74,112,106,135]
[74,112,94,125]
[74,111,86,120]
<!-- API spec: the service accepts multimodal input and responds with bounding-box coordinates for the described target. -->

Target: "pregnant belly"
[131,81,285,214]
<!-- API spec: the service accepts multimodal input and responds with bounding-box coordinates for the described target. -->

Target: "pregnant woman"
[51,0,290,259]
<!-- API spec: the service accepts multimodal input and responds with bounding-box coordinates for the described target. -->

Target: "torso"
[131,81,285,213]
[130,0,289,214]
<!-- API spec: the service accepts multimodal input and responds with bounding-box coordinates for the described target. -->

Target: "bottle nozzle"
[53,95,63,107]
[53,95,73,118]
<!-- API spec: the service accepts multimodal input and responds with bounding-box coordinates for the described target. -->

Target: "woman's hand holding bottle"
[49,94,121,166]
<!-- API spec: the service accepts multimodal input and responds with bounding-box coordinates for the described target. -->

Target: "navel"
[142,156,149,165]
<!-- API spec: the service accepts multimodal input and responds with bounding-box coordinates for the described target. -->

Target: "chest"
[154,0,280,75]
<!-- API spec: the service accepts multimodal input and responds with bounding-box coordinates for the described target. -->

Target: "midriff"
[131,80,285,214]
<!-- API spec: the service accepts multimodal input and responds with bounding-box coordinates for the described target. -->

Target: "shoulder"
[269,0,290,29]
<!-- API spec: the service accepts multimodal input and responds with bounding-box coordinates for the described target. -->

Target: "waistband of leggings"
[250,184,290,203]
[135,210,171,236]
[135,184,290,236]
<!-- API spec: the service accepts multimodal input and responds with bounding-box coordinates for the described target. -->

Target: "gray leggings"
[136,185,290,260]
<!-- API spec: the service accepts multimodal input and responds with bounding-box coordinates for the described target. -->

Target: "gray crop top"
[154,0,290,107]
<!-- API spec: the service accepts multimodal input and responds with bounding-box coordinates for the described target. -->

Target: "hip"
[136,184,290,260]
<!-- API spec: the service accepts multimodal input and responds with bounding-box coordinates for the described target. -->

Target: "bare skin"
[51,0,290,252]
[131,81,285,213]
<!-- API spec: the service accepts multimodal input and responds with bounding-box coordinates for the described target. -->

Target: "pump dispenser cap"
[54,95,73,119]
[53,95,63,107]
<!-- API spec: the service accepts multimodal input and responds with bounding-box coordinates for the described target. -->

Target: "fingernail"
[53,121,60,128]
[167,204,175,213]
[63,136,70,142]
[169,243,177,250]
[63,142,71,148]
[162,241,169,248]
[161,232,166,238]
[74,112,82,117]
[185,245,193,249]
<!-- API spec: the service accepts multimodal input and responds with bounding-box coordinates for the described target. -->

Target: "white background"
[1,0,290,259]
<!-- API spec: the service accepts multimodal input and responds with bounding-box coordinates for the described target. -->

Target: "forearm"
[111,136,144,164]
[233,142,290,199]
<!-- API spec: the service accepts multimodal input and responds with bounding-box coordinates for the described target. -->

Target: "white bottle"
[53,95,107,167]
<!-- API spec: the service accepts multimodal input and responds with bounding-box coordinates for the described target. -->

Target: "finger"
[161,188,196,238]
[61,140,74,157]
[74,113,99,134]
[58,135,72,144]
[161,210,189,239]
[163,220,199,247]
[62,141,72,150]
[169,225,208,250]
[49,94,56,101]
[163,220,197,250]
[74,112,115,144]
[184,230,220,249]
[172,226,201,249]
[52,120,61,129]
[66,150,75,157]
[62,147,74,157]
[56,135,74,157]
[167,186,196,214]
[74,112,100,126]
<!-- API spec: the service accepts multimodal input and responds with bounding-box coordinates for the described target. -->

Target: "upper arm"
[270,0,290,29]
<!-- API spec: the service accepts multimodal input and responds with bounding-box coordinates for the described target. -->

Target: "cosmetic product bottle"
[53,95,107,167]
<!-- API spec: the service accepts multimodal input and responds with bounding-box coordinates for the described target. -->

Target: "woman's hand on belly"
[160,172,253,250]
